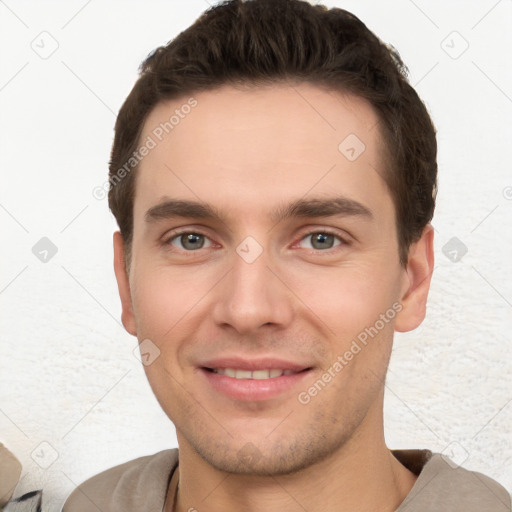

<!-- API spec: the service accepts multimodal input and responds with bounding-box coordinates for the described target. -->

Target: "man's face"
[115,83,427,475]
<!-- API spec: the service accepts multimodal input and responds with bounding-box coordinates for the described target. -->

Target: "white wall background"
[0,0,511,510]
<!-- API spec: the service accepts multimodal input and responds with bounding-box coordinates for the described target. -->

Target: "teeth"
[212,368,298,379]
[252,370,272,379]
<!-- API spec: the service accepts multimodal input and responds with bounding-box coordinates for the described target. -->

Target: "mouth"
[204,367,307,379]
[199,360,312,401]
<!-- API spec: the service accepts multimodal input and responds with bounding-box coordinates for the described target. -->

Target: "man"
[63,0,511,510]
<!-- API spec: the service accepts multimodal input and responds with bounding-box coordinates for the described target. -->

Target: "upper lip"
[199,356,311,372]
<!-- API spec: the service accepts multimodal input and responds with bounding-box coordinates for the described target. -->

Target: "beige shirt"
[63,448,511,511]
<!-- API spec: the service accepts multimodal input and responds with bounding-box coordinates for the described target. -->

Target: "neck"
[167,408,417,512]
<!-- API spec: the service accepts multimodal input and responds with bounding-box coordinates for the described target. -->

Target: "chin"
[181,420,354,477]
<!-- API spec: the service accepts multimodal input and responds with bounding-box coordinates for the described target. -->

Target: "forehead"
[133,82,393,226]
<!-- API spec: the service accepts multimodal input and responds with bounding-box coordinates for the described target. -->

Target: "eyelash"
[162,228,350,254]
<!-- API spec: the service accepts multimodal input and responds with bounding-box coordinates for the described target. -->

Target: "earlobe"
[395,224,435,333]
[113,231,137,336]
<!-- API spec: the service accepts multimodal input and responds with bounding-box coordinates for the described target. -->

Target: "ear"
[395,224,434,333]
[113,231,137,336]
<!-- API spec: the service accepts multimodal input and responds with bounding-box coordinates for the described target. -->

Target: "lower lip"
[200,368,312,401]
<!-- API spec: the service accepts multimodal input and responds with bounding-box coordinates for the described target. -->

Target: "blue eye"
[168,232,212,251]
[299,232,344,250]
[163,229,347,253]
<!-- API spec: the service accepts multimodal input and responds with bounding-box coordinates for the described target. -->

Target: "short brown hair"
[108,0,437,266]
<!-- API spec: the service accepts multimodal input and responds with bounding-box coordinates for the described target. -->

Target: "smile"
[200,365,312,401]
[209,368,299,379]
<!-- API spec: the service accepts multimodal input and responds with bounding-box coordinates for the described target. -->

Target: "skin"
[113,82,434,512]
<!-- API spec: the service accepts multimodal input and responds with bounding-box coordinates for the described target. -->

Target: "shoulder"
[400,452,511,511]
[63,449,179,512]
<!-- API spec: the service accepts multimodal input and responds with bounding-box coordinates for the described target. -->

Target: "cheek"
[130,263,201,338]
[284,261,401,343]
[131,278,170,338]
[129,263,217,381]
[130,268,194,412]
[300,267,398,408]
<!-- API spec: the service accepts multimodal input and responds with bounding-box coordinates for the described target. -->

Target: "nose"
[211,242,295,335]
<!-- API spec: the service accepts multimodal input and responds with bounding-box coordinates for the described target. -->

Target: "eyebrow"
[145,196,373,225]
